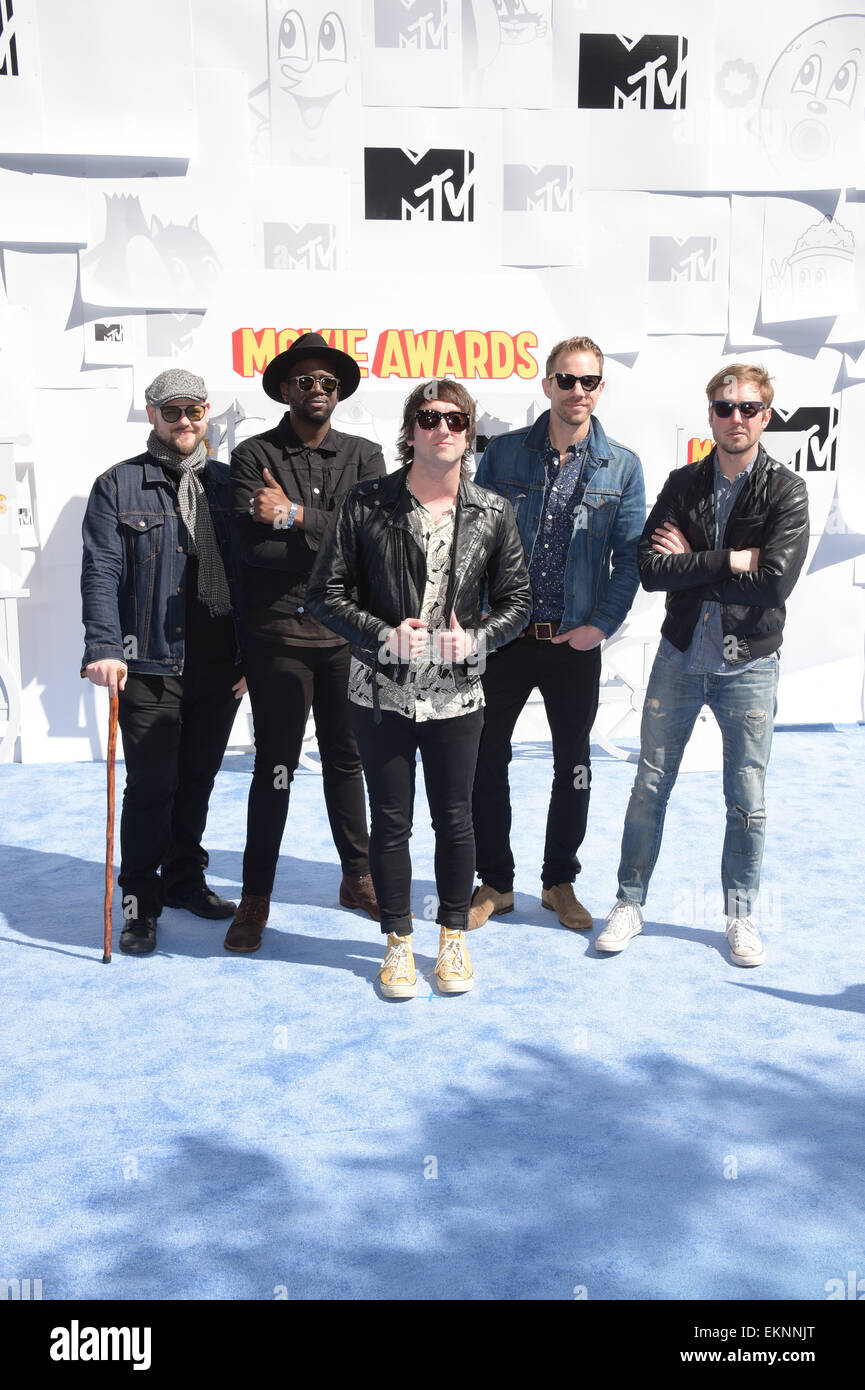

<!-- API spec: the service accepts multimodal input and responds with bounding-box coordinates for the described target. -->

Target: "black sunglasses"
[160,403,206,423]
[415,408,470,432]
[549,372,602,392]
[710,400,767,419]
[290,373,340,393]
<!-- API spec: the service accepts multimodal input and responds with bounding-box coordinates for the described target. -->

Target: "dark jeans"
[351,703,485,936]
[473,636,602,891]
[242,640,370,896]
[117,665,240,917]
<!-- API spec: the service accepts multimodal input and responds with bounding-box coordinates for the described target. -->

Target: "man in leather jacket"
[82,369,245,956]
[469,335,646,933]
[307,379,531,997]
[597,363,810,967]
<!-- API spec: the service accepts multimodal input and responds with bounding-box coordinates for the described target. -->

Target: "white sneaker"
[725,916,765,967]
[596,900,644,953]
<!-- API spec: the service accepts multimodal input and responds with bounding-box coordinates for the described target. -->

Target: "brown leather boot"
[223,893,270,952]
[339,873,380,922]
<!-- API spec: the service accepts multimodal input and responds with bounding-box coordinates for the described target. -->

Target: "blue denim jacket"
[81,452,241,675]
[474,411,646,637]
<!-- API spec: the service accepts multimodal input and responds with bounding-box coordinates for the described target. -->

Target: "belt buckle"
[535,622,554,641]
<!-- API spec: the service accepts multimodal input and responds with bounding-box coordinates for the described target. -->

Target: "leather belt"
[521,621,561,640]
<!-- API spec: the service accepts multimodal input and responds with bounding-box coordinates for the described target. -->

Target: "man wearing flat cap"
[225,332,386,952]
[81,369,246,956]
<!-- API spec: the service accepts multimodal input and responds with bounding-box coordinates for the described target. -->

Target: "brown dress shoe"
[339,873,380,922]
[468,883,515,930]
[224,893,270,952]
[541,883,593,931]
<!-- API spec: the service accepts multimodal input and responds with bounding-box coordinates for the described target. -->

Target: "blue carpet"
[1,729,864,1300]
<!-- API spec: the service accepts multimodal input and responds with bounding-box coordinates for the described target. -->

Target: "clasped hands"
[384,613,476,664]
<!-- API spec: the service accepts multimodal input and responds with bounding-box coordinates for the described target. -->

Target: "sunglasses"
[549,372,603,392]
[415,409,470,433]
[160,403,206,423]
[710,400,767,419]
[289,373,340,393]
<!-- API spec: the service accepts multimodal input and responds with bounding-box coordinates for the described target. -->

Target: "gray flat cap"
[145,369,208,407]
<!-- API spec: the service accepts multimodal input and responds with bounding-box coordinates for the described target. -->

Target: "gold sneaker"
[379,933,418,998]
[434,927,474,994]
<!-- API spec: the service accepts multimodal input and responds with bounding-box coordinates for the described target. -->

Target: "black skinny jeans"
[472,636,602,891]
[350,703,485,936]
[117,663,240,916]
[242,640,370,896]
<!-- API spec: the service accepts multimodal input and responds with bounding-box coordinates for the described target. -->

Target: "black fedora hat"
[261,331,361,403]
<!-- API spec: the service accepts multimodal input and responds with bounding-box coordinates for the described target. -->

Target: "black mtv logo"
[94,323,124,342]
[364,147,474,221]
[264,223,337,270]
[503,165,574,213]
[373,0,447,49]
[648,236,716,282]
[1,0,18,76]
[764,405,838,472]
[578,34,688,110]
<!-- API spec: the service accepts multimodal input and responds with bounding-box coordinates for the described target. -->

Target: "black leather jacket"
[639,444,810,662]
[306,466,532,689]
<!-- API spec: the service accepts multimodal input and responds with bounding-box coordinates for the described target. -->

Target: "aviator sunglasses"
[289,373,340,393]
[415,408,470,432]
[549,372,603,392]
[709,400,767,419]
[160,403,207,423]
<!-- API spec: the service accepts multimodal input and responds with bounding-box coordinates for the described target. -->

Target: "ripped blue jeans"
[616,649,779,918]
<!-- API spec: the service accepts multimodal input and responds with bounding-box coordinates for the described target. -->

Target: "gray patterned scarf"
[146,431,232,616]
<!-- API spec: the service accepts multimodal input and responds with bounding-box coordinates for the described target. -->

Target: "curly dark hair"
[396,379,478,469]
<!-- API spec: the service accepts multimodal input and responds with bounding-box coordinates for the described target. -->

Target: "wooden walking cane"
[103,691,119,963]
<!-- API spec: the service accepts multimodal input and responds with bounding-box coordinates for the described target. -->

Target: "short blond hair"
[705,363,774,407]
[545,336,604,377]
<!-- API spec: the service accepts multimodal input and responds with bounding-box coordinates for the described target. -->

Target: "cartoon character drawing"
[760,14,865,169]
[493,0,547,45]
[764,217,855,319]
[81,195,221,306]
[250,3,350,164]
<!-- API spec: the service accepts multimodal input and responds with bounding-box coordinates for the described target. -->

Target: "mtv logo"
[0,0,18,76]
[578,34,688,110]
[146,312,204,358]
[373,0,447,49]
[264,223,337,270]
[94,323,124,342]
[648,236,716,282]
[503,165,574,213]
[365,147,474,222]
[763,405,838,472]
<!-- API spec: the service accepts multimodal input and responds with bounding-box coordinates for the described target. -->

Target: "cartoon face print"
[268,3,348,130]
[493,0,547,45]
[760,14,865,164]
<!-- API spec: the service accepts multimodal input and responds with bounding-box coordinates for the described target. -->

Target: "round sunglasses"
[159,403,207,423]
[289,373,340,393]
[415,408,470,432]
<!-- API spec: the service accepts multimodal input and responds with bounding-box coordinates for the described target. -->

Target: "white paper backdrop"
[0,0,863,761]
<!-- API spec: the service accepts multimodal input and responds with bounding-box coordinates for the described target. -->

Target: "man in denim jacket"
[81,369,245,956]
[470,335,646,931]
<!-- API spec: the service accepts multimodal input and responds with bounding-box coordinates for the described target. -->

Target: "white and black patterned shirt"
[348,492,485,722]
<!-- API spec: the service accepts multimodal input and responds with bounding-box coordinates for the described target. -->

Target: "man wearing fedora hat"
[225,332,386,952]
[81,368,246,956]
